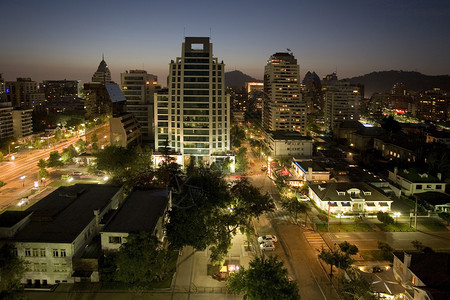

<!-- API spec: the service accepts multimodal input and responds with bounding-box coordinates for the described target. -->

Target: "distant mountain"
[346,71,450,97]
[225,70,262,88]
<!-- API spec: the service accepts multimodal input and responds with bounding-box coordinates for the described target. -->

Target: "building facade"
[0,185,124,285]
[262,52,306,135]
[388,168,446,196]
[323,80,361,132]
[266,131,313,158]
[121,70,157,144]
[5,78,46,111]
[308,182,393,214]
[12,108,33,139]
[154,37,231,164]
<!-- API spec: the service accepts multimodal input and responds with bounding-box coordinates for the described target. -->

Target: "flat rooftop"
[102,189,169,234]
[13,184,121,243]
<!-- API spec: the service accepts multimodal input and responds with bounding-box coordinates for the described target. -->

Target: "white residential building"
[0,184,123,285]
[388,168,446,196]
[308,182,393,214]
[101,189,170,251]
[154,37,231,165]
[266,131,313,158]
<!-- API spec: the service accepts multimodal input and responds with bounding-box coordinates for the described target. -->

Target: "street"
[0,123,109,210]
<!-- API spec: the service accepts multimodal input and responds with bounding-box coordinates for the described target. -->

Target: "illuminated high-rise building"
[262,52,306,135]
[121,70,158,143]
[154,37,231,165]
[323,79,361,131]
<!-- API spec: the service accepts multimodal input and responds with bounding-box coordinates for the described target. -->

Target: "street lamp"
[20,176,26,187]
[8,141,14,155]
[394,212,401,224]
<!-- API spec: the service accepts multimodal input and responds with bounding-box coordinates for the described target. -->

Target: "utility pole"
[414,197,418,231]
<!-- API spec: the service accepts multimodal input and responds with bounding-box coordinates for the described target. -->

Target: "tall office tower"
[5,78,46,111]
[154,37,231,164]
[262,52,306,135]
[323,80,361,131]
[92,55,112,84]
[121,70,157,144]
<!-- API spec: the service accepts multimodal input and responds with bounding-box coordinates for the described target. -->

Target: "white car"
[298,195,309,201]
[258,235,278,243]
[260,241,275,251]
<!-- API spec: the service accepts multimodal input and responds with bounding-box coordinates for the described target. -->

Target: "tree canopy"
[166,168,274,264]
[47,151,64,168]
[227,255,300,300]
[94,145,153,183]
[114,231,171,285]
[0,244,28,298]
[319,241,359,276]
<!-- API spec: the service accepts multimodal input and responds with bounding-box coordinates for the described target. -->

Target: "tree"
[377,211,394,225]
[166,168,274,265]
[0,181,5,188]
[380,116,401,136]
[319,241,358,277]
[94,145,152,182]
[91,133,99,151]
[230,125,246,148]
[377,241,394,261]
[37,158,47,169]
[54,128,63,141]
[281,197,311,225]
[114,231,171,286]
[411,240,434,253]
[338,272,377,300]
[75,139,86,153]
[0,151,3,162]
[235,147,249,172]
[47,151,64,168]
[0,244,28,297]
[61,145,78,163]
[227,255,300,300]
[438,212,450,226]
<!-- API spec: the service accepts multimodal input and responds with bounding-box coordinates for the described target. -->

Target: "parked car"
[72,171,82,176]
[258,235,278,243]
[298,195,309,201]
[260,241,275,251]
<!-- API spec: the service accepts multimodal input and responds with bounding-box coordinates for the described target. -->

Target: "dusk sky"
[1,0,449,85]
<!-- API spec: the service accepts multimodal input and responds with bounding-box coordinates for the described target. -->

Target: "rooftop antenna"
[209,28,212,40]
[183,27,186,38]
[102,53,104,61]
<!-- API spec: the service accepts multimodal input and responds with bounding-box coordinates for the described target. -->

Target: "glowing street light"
[394,212,401,224]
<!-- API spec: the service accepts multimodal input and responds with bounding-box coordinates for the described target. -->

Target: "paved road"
[326,230,450,251]
[0,124,109,210]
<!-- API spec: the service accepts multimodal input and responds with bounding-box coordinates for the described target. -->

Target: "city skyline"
[1,0,450,84]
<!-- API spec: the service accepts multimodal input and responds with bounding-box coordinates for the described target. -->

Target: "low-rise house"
[350,127,384,151]
[426,130,450,147]
[393,252,450,300]
[308,182,393,214]
[373,136,416,162]
[100,189,171,251]
[333,120,364,141]
[291,159,330,182]
[0,184,123,285]
[388,168,446,196]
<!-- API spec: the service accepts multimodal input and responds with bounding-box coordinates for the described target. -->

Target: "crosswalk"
[265,210,298,224]
[303,230,329,250]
